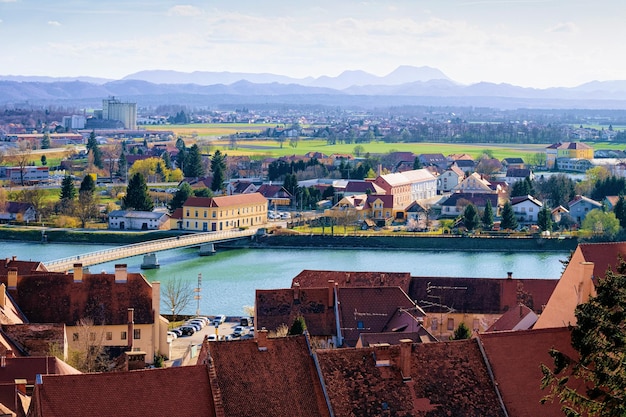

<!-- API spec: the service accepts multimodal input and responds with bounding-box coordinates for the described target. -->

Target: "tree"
[283,173,298,197]
[353,145,365,157]
[162,278,194,322]
[511,178,532,198]
[210,150,226,192]
[40,155,47,166]
[500,201,518,230]
[538,205,553,232]
[102,144,120,181]
[59,175,76,214]
[8,140,33,186]
[462,203,480,231]
[451,322,472,340]
[184,144,204,178]
[117,150,128,181]
[86,131,103,169]
[76,175,98,228]
[413,157,423,170]
[41,132,51,149]
[613,195,626,229]
[541,257,626,417]
[122,173,154,211]
[581,209,620,238]
[161,151,172,170]
[482,199,494,230]
[67,318,110,373]
[288,316,307,336]
[168,182,192,213]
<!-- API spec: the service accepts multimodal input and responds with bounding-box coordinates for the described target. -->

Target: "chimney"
[152,281,161,347]
[127,308,134,351]
[579,262,595,304]
[507,271,513,280]
[8,268,17,290]
[115,264,128,283]
[328,280,335,306]
[293,282,300,301]
[257,328,268,352]
[345,273,350,283]
[0,283,5,308]
[380,273,385,285]
[372,343,391,367]
[14,378,27,396]
[399,339,413,381]
[12,256,16,261]
[0,356,5,368]
[73,264,83,282]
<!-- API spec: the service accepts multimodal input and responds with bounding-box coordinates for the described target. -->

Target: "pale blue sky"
[0,0,623,87]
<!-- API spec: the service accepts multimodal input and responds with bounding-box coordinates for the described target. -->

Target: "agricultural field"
[152,123,269,139]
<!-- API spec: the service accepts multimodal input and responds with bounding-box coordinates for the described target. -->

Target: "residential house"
[551,205,570,224]
[2,323,66,357]
[225,180,258,196]
[510,195,543,224]
[452,172,495,194]
[603,195,620,211]
[198,334,330,417]
[107,210,170,230]
[534,242,625,329]
[452,158,476,174]
[355,327,437,348]
[28,365,213,417]
[325,194,368,224]
[501,157,525,169]
[255,184,292,209]
[485,304,538,332]
[365,194,395,225]
[418,153,448,170]
[447,153,474,164]
[0,202,37,223]
[343,180,384,196]
[504,168,534,185]
[439,192,498,218]
[546,142,594,169]
[437,165,465,193]
[181,193,267,232]
[567,195,602,224]
[1,264,169,365]
[405,201,430,230]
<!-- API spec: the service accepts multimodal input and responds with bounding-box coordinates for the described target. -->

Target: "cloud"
[0,0,18,3]
[48,20,61,26]
[546,22,578,33]
[168,5,203,17]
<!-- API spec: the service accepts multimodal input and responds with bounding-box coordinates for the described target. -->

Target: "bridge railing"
[44,228,257,269]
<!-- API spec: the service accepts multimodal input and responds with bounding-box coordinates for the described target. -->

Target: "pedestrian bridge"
[43,228,260,272]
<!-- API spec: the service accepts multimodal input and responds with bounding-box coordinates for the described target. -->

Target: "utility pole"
[194,273,202,316]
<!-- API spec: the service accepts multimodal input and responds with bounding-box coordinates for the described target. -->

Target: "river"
[1,241,569,317]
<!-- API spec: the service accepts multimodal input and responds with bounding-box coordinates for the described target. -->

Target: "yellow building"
[182,193,268,232]
[545,142,593,169]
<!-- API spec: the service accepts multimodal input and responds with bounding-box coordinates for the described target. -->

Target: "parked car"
[240,317,253,327]
[187,319,205,329]
[186,322,201,331]
[213,315,226,326]
[179,326,195,336]
[207,334,218,341]
[170,328,183,337]
[233,326,246,338]
[167,331,178,340]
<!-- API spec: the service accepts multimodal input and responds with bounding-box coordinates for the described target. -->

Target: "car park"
[233,326,246,338]
[179,326,195,336]
[170,328,183,337]
[187,319,205,329]
[186,322,202,331]
[213,315,226,326]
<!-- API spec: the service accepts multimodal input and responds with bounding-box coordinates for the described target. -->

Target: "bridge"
[43,228,260,272]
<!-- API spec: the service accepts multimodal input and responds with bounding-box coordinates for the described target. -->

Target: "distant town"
[0,98,624,416]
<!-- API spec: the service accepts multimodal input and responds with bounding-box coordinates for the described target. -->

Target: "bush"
[54,215,80,228]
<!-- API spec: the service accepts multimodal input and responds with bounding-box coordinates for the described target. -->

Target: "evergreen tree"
[41,132,51,149]
[193,188,212,198]
[413,157,423,170]
[283,173,298,197]
[161,151,172,170]
[155,162,165,182]
[117,151,127,181]
[482,199,494,230]
[168,182,192,213]
[462,203,480,231]
[79,174,96,194]
[288,316,307,336]
[184,144,204,178]
[511,179,531,197]
[60,175,77,201]
[614,195,626,229]
[40,155,47,166]
[451,322,471,340]
[500,201,518,230]
[537,205,553,232]
[210,150,226,192]
[122,173,154,211]
[541,257,626,416]
[86,131,103,169]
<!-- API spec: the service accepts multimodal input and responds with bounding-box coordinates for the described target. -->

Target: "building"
[0,202,37,223]
[372,168,437,211]
[546,142,594,169]
[510,195,543,224]
[438,165,465,193]
[101,97,137,130]
[108,210,170,230]
[181,193,267,232]
[568,195,602,224]
[61,115,86,130]
[0,166,49,184]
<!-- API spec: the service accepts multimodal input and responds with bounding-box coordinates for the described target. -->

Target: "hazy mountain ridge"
[1,65,626,109]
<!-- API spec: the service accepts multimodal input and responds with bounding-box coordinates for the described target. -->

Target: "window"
[447,318,455,331]
[134,329,141,340]
[473,319,480,331]
[73,333,79,341]
[357,321,364,329]
[106,332,112,341]
[121,331,127,340]
[89,332,96,342]
[212,211,216,218]
[431,318,438,331]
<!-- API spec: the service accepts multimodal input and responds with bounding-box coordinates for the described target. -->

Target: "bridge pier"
[199,243,216,256]
[140,253,160,269]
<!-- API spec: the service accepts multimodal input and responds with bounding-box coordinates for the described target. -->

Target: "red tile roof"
[292,270,411,293]
[184,193,267,208]
[578,242,626,278]
[485,304,537,332]
[480,327,578,417]
[317,339,506,417]
[0,258,47,276]
[204,336,330,417]
[29,365,214,417]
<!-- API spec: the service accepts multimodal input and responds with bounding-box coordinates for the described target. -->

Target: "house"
[567,195,602,224]
[418,153,448,170]
[225,180,257,196]
[546,142,594,169]
[505,168,534,184]
[405,201,430,230]
[452,172,495,194]
[534,242,626,329]
[365,194,395,225]
[198,334,330,417]
[316,339,506,416]
[452,158,476,174]
[501,157,525,169]
[0,202,37,223]
[437,165,465,193]
[28,364,213,417]
[604,195,620,211]
[343,180,385,196]
[485,304,538,332]
[325,194,368,223]
[181,193,267,232]
[439,192,498,218]
[551,205,570,223]
[510,195,543,224]
[1,264,169,365]
[355,327,437,348]
[372,169,437,211]
[255,184,292,209]
[107,210,170,230]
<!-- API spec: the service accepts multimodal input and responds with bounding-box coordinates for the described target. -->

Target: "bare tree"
[162,278,194,322]
[8,140,33,186]
[67,318,109,373]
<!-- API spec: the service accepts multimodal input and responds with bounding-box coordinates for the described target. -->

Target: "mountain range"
[1,66,626,109]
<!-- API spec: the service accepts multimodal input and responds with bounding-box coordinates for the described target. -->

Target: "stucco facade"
[182,193,267,232]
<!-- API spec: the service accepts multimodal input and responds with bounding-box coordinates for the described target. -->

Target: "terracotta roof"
[409,276,557,314]
[356,327,437,347]
[292,270,412,293]
[2,324,66,356]
[485,304,537,332]
[204,335,330,417]
[578,242,626,278]
[480,327,578,417]
[316,339,506,417]
[2,270,154,326]
[0,258,47,276]
[169,207,183,220]
[337,287,423,347]
[344,181,382,194]
[29,365,214,417]
[365,194,394,209]
[440,193,498,208]
[183,192,267,208]
[255,287,336,337]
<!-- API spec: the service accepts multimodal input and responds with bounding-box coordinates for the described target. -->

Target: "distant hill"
[0,65,625,109]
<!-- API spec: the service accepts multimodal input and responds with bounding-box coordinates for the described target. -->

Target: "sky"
[0,0,623,88]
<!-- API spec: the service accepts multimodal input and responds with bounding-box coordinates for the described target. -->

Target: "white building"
[510,195,543,224]
[102,97,137,130]
[108,210,170,230]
